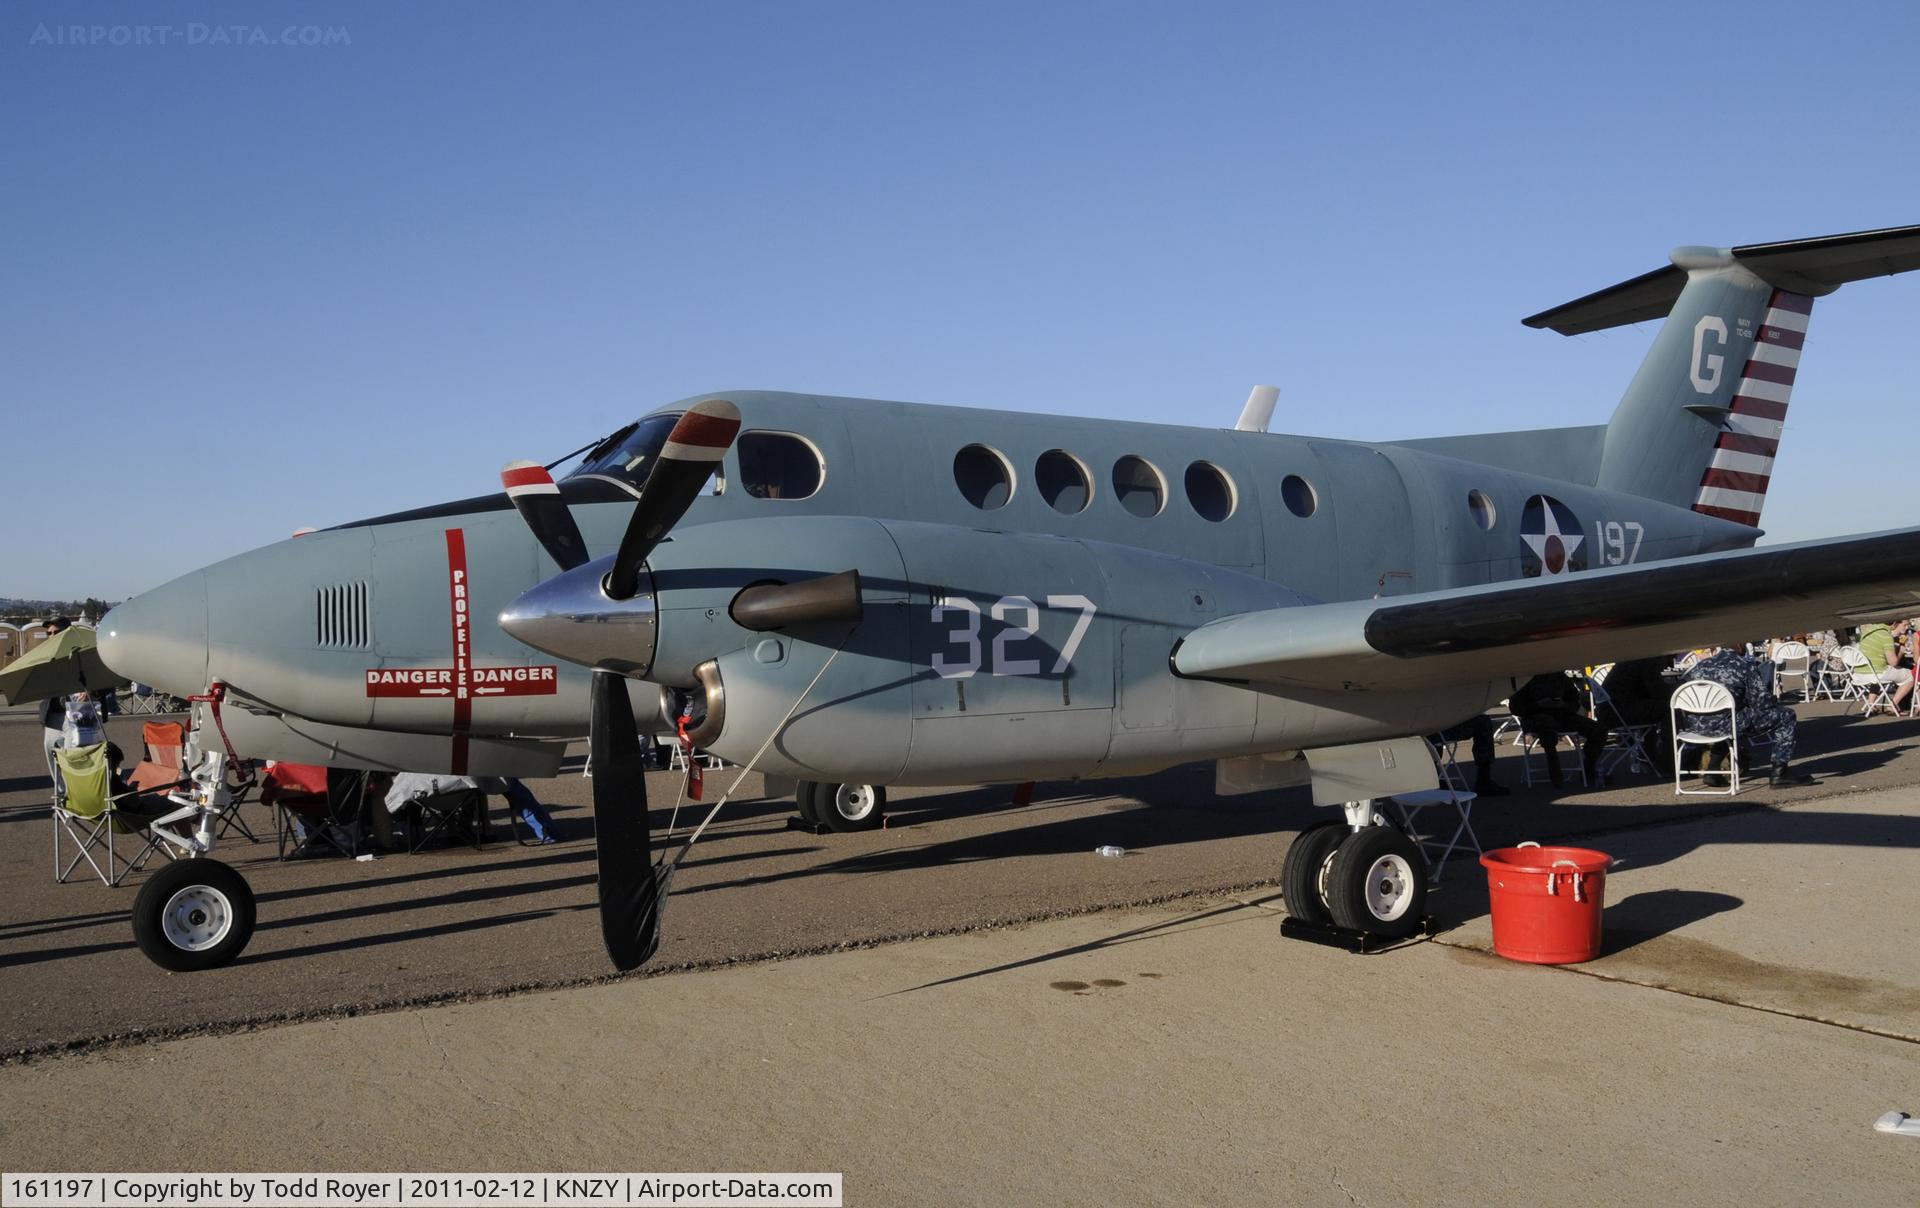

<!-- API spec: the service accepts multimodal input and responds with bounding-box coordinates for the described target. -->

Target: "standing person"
[1684,648,1814,787]
[37,617,74,804]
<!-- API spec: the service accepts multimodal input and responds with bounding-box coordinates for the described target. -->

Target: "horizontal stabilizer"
[1523,223,1920,335]
[1173,527,1920,692]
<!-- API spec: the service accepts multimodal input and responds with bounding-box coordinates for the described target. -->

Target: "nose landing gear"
[790,780,887,833]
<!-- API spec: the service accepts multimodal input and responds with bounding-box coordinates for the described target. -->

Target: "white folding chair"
[1672,680,1740,796]
[1838,645,1899,716]
[1384,738,1480,882]
[1770,641,1812,702]
[1519,728,1588,788]
[1807,646,1855,703]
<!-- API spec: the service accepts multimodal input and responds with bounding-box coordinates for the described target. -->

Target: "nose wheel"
[131,857,256,971]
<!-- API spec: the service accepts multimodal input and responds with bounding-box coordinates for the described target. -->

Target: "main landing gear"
[792,780,887,833]
[1280,801,1427,942]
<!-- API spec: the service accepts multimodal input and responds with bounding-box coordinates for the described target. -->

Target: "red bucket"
[1479,844,1614,964]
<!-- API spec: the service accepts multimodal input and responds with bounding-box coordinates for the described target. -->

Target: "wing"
[1173,528,1920,692]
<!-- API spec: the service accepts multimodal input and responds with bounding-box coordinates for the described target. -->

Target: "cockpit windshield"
[564,412,681,489]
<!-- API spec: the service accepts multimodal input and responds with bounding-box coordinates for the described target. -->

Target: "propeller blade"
[502,461,592,572]
[605,399,741,599]
[590,669,662,970]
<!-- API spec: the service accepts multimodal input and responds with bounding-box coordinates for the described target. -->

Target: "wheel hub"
[834,785,875,821]
[1363,854,1416,922]
[161,885,233,951]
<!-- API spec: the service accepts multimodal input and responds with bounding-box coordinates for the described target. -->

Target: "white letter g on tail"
[1690,316,1727,394]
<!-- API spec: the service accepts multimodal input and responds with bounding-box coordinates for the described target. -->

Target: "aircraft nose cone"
[98,571,210,698]
[500,557,658,676]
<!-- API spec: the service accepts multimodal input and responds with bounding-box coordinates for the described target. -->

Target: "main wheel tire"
[819,783,885,833]
[1325,827,1426,939]
[794,780,822,825]
[1280,821,1348,925]
[131,858,256,972]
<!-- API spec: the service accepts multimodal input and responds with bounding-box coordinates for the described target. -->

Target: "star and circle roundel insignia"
[1520,494,1586,577]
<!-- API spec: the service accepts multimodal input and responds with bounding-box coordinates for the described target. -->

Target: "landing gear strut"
[1280,800,1429,947]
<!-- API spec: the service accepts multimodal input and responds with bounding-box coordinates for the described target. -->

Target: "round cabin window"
[1036,449,1092,514]
[1185,461,1236,522]
[1112,456,1166,518]
[953,444,1014,510]
[1281,474,1317,518]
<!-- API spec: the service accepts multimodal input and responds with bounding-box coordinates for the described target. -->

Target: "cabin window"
[1184,461,1236,522]
[1036,449,1092,514]
[1112,456,1166,518]
[1468,489,1496,530]
[737,431,824,500]
[953,444,1015,510]
[1281,474,1317,518]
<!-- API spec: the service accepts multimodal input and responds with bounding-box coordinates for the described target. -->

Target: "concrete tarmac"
[5,700,1919,1059]
[2,878,1915,1205]
[3,705,1919,1202]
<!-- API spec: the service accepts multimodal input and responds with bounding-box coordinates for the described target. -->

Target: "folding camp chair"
[143,720,258,841]
[263,763,356,859]
[51,743,174,886]
[405,785,489,853]
[1590,678,1657,778]
[1383,737,1480,882]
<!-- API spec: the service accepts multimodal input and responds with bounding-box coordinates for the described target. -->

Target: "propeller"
[498,398,742,971]
[605,400,742,599]
[501,462,591,572]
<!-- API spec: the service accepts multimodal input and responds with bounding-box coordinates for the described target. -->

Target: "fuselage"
[99,390,1752,782]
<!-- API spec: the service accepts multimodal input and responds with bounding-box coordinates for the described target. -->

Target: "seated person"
[475,776,559,844]
[1682,648,1813,787]
[1508,672,1607,789]
[1856,621,1915,714]
[1432,714,1509,796]
[1596,656,1675,776]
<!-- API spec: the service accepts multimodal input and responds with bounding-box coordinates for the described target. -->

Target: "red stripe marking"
[1700,468,1771,495]
[1771,291,1814,314]
[668,410,742,450]
[1739,359,1796,386]
[501,465,553,490]
[1759,326,1805,350]
[1729,396,1789,420]
[1695,503,1762,525]
[1714,431,1780,457]
[446,529,472,775]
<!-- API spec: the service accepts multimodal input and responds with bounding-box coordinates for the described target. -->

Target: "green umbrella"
[0,627,127,705]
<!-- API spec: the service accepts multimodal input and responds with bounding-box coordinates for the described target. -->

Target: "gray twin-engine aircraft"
[102,223,1920,970]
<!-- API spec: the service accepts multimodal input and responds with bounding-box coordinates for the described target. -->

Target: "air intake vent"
[316,581,371,650]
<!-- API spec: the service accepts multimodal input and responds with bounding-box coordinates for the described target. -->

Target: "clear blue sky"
[4,1,1916,600]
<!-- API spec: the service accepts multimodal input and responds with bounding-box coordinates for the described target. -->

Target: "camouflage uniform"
[1682,650,1797,762]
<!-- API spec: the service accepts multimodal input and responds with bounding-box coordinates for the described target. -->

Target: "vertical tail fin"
[1691,290,1812,526]
[1522,223,1920,526]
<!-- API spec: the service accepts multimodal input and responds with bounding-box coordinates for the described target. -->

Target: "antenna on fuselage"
[1235,384,1279,433]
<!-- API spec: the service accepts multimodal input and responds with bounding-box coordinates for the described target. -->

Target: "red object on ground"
[1479,845,1614,964]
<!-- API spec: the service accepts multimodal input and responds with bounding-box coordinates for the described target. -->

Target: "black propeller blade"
[590,668,661,971]
[501,461,591,573]
[605,399,742,599]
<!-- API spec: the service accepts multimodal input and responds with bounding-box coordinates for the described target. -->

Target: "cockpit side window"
[737,432,824,500]
[565,413,682,490]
